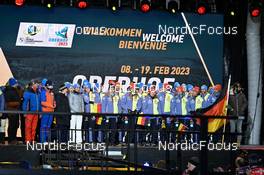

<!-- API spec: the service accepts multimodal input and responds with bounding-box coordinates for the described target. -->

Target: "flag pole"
[180,13,215,87]
[221,75,232,144]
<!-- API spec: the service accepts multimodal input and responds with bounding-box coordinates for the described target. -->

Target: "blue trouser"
[56,124,69,143]
[149,118,159,144]
[106,118,117,145]
[118,117,129,143]
[83,116,96,143]
[40,114,53,143]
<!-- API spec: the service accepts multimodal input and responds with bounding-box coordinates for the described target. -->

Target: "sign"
[16,22,75,48]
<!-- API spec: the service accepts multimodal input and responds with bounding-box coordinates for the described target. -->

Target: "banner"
[16,22,75,48]
[0,5,225,88]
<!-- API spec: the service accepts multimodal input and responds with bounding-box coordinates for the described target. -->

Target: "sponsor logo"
[48,26,69,46]
[16,22,75,48]
[24,25,41,36]
[55,26,68,38]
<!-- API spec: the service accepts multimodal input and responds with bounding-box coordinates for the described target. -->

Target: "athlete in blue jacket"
[141,88,161,145]
[22,81,41,142]
[102,86,121,145]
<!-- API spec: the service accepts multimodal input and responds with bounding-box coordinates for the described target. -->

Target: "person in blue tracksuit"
[141,88,161,145]
[170,86,188,141]
[186,87,202,143]
[83,81,93,142]
[89,83,103,143]
[102,86,121,145]
[207,86,221,106]
[200,85,210,108]
[158,83,174,142]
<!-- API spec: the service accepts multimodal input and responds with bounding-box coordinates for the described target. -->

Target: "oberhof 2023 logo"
[48,26,68,46]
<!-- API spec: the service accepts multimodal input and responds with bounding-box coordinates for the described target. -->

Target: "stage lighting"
[250,0,262,17]
[76,0,89,9]
[144,162,150,166]
[42,0,55,8]
[15,0,25,6]
[140,0,151,13]
[196,1,207,15]
[107,0,121,11]
[166,0,180,13]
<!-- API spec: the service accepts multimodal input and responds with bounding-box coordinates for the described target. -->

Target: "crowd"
[0,77,246,145]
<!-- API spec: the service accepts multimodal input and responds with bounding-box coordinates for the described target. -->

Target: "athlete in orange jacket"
[40,80,56,143]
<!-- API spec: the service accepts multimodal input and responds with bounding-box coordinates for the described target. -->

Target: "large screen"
[0,5,224,89]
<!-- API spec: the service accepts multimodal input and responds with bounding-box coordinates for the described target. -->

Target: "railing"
[0,110,244,175]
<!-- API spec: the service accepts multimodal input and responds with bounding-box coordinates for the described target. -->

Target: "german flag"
[94,103,103,125]
[137,116,147,126]
[178,123,187,131]
[196,76,231,132]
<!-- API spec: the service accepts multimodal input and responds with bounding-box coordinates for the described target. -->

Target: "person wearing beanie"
[170,86,188,142]
[158,83,173,143]
[90,83,103,143]
[228,83,247,145]
[101,85,121,145]
[54,84,71,143]
[118,83,139,144]
[40,80,56,143]
[68,83,84,143]
[199,85,210,108]
[22,80,41,143]
[82,81,94,143]
[185,87,201,143]
[140,86,161,145]
[4,78,22,144]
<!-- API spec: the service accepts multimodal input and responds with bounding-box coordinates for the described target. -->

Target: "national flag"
[196,76,231,132]
[178,123,187,131]
[94,103,103,125]
[137,116,147,126]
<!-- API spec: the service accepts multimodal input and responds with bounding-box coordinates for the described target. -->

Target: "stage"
[1,143,264,174]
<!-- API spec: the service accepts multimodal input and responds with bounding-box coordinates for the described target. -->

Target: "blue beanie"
[73,83,80,89]
[158,83,163,89]
[174,82,180,88]
[41,78,47,86]
[83,82,91,89]
[201,85,208,91]
[8,78,17,87]
[83,80,89,86]
[137,82,143,89]
[187,84,193,91]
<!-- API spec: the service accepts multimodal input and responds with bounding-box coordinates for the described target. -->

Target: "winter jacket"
[41,91,56,112]
[170,95,187,115]
[141,95,161,115]
[22,88,41,112]
[68,92,84,113]
[229,92,247,116]
[102,94,121,118]
[55,92,71,126]
[120,92,140,113]
[4,86,21,110]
